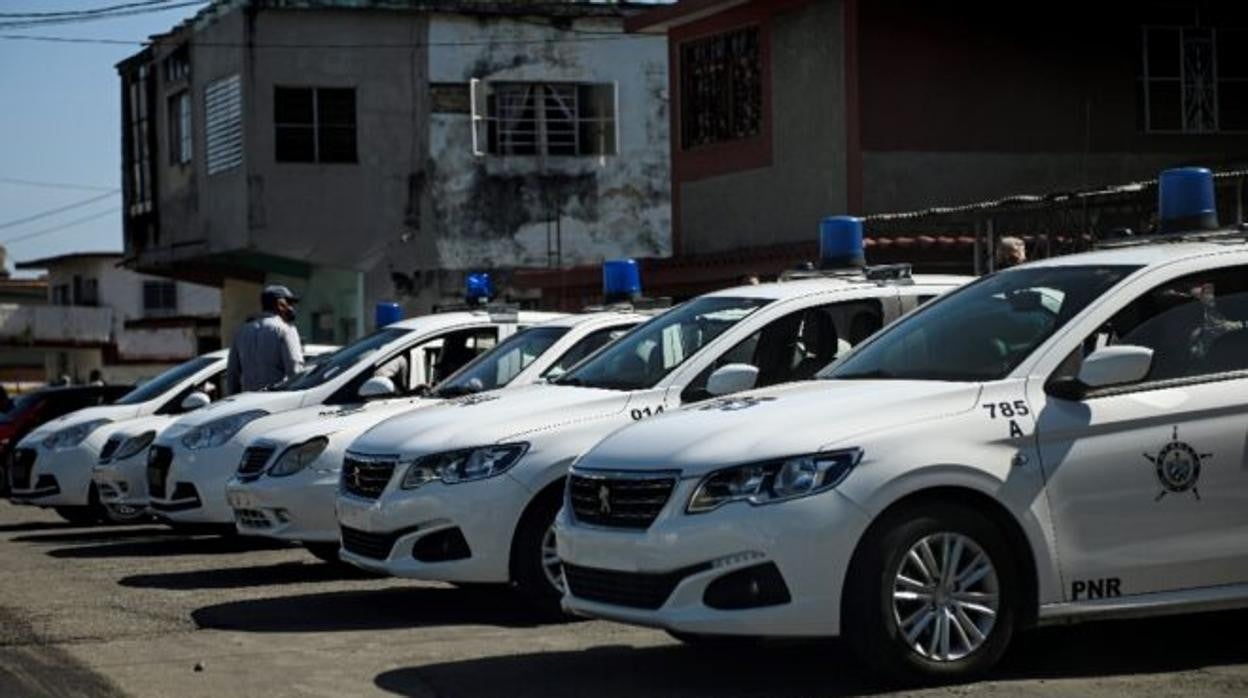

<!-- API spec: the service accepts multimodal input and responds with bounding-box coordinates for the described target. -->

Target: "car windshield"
[557,297,771,391]
[113,356,219,406]
[435,326,569,396]
[826,265,1141,382]
[276,328,412,391]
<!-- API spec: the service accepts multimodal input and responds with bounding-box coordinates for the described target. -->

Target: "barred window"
[1139,26,1248,133]
[168,91,192,165]
[680,26,763,149]
[474,82,617,157]
[143,281,178,315]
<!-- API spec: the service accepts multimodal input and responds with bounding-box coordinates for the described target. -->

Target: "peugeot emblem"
[598,484,612,515]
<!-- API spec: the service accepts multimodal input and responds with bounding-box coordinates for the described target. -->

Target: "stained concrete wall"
[417,13,671,311]
[679,0,847,255]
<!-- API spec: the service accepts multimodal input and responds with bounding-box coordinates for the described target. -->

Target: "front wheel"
[842,503,1019,684]
[510,490,566,615]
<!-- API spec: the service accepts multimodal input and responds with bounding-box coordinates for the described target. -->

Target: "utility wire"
[0,0,193,19]
[0,176,115,192]
[2,207,121,245]
[0,32,639,48]
[0,1,208,30]
[0,191,119,231]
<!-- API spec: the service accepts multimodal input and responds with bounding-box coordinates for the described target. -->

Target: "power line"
[0,1,209,30]
[0,31,636,48]
[0,176,115,192]
[0,0,193,19]
[0,191,119,231]
[2,207,121,245]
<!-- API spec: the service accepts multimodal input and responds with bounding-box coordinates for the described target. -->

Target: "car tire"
[54,484,108,525]
[842,502,1019,684]
[510,488,566,616]
[304,542,343,564]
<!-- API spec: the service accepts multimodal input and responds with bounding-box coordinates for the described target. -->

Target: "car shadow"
[0,520,81,533]
[46,535,293,559]
[13,526,176,545]
[192,584,561,632]
[373,609,1248,697]
[119,560,381,590]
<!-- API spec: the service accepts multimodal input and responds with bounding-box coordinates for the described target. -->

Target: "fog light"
[703,562,791,610]
[412,527,472,562]
[117,482,129,493]
[273,509,290,523]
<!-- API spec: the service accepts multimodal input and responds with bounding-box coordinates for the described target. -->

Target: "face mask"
[282,307,298,323]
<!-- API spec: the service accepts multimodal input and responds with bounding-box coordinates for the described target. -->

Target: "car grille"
[98,435,123,464]
[341,455,397,499]
[237,445,276,478]
[564,563,709,610]
[340,525,400,560]
[234,509,272,529]
[567,472,677,530]
[10,448,35,490]
[146,445,173,498]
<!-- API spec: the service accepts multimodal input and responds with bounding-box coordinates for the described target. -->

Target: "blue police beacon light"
[602,259,642,304]
[465,272,493,305]
[1158,167,1218,234]
[375,301,402,328]
[819,215,866,269]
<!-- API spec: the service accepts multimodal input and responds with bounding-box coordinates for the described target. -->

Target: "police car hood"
[351,383,631,456]
[164,391,304,431]
[100,413,179,442]
[581,380,983,477]
[23,404,142,443]
[250,397,438,448]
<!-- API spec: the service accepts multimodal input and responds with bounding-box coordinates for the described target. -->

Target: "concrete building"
[1,253,220,384]
[118,0,671,339]
[0,252,49,385]
[503,0,1248,303]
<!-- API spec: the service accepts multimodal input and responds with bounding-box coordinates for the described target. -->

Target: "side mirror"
[1047,345,1153,401]
[706,363,760,397]
[180,391,211,412]
[358,376,397,399]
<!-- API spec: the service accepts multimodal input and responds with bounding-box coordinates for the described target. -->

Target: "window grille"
[471,81,617,157]
[680,26,762,149]
[205,74,243,175]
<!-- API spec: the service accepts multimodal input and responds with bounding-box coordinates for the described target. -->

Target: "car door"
[1033,261,1248,600]
[674,293,896,405]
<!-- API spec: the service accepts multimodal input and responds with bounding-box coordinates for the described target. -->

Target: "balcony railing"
[0,304,113,345]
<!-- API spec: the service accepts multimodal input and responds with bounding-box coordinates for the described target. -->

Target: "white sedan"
[559,232,1248,680]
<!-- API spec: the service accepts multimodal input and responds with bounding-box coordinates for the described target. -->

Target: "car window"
[437,326,568,396]
[828,266,1140,382]
[683,300,882,402]
[542,324,637,380]
[1061,265,1248,386]
[115,356,218,405]
[557,297,771,391]
[278,328,412,391]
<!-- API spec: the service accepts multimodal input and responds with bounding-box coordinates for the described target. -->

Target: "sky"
[0,1,212,277]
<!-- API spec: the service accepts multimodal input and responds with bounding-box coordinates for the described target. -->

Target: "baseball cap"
[261,284,300,303]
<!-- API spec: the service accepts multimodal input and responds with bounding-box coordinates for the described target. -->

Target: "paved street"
[0,500,1246,698]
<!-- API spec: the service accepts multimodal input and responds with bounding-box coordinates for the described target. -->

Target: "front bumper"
[147,440,245,524]
[335,473,533,583]
[92,455,150,517]
[556,478,870,638]
[8,445,95,507]
[226,467,340,543]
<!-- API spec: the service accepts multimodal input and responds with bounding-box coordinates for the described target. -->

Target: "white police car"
[337,247,972,610]
[10,350,231,523]
[223,310,645,563]
[558,168,1248,681]
[147,304,562,528]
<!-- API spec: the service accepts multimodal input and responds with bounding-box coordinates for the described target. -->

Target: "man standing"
[226,285,304,394]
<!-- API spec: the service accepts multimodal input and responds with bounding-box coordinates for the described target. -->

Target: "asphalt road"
[1,500,1247,697]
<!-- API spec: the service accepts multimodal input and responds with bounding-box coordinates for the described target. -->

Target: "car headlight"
[113,431,156,461]
[401,443,529,489]
[687,448,863,514]
[180,410,269,450]
[42,419,112,451]
[268,437,329,477]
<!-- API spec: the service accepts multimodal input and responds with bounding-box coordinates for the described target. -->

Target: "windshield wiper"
[833,369,897,380]
[557,377,586,387]
[434,385,479,398]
